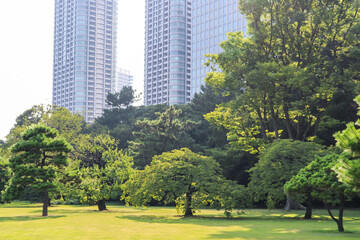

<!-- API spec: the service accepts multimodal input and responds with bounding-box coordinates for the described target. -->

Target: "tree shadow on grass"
[191,215,333,222]
[31,207,148,215]
[208,229,360,239]
[117,213,341,228]
[207,231,252,239]
[118,214,256,227]
[0,205,42,209]
[32,209,98,214]
[0,215,66,223]
[312,229,357,234]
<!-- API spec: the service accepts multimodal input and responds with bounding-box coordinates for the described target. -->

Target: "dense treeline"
[1,0,360,232]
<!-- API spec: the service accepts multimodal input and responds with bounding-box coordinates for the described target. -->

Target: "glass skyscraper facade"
[192,0,247,95]
[144,0,192,106]
[145,0,247,105]
[52,0,118,122]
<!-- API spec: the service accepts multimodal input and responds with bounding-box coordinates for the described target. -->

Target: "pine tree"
[3,124,72,216]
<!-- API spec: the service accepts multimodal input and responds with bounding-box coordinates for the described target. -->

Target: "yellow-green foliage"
[333,95,360,191]
[122,148,249,216]
[248,140,326,208]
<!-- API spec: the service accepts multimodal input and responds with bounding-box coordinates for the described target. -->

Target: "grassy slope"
[0,203,359,240]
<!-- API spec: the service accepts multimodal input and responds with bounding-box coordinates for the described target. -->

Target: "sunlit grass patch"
[272,228,300,234]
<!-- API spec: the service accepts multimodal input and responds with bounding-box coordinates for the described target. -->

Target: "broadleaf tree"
[248,139,326,209]
[205,0,360,152]
[67,148,133,211]
[122,148,250,217]
[42,106,86,145]
[0,151,10,203]
[62,134,132,211]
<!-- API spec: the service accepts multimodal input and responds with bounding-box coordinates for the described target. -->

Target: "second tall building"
[144,0,247,106]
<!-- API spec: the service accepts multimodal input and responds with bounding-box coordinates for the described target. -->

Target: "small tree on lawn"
[284,167,315,219]
[60,134,133,211]
[285,154,353,232]
[122,148,249,217]
[248,139,326,209]
[2,124,72,216]
[76,148,133,211]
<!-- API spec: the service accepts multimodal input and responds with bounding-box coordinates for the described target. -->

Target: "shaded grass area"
[0,203,359,240]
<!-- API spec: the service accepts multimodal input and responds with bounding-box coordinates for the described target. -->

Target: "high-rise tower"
[116,68,133,93]
[52,0,118,122]
[191,0,247,96]
[144,0,192,106]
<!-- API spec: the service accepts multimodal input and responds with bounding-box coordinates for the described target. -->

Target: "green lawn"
[0,203,359,240]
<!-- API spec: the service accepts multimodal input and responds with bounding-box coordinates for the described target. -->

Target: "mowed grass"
[0,203,360,240]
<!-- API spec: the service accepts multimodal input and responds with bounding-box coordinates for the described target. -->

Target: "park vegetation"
[1,0,360,234]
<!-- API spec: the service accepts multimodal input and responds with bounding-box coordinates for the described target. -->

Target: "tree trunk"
[269,102,279,139]
[284,195,306,211]
[256,109,268,140]
[97,199,108,211]
[338,192,345,232]
[324,197,345,232]
[338,216,344,232]
[304,192,313,219]
[283,104,294,140]
[184,192,193,217]
[42,191,49,217]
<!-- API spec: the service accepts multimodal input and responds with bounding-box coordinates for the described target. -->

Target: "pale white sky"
[0,0,145,140]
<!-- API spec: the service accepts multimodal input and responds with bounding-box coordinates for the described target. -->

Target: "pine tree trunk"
[97,199,108,211]
[42,191,49,217]
[184,192,193,217]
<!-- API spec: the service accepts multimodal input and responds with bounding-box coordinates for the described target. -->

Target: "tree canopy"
[248,139,326,208]
[62,148,133,211]
[59,134,133,211]
[122,148,249,216]
[42,107,86,145]
[5,105,86,148]
[106,86,138,109]
[129,106,198,168]
[0,152,10,203]
[333,95,360,191]
[205,0,360,152]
